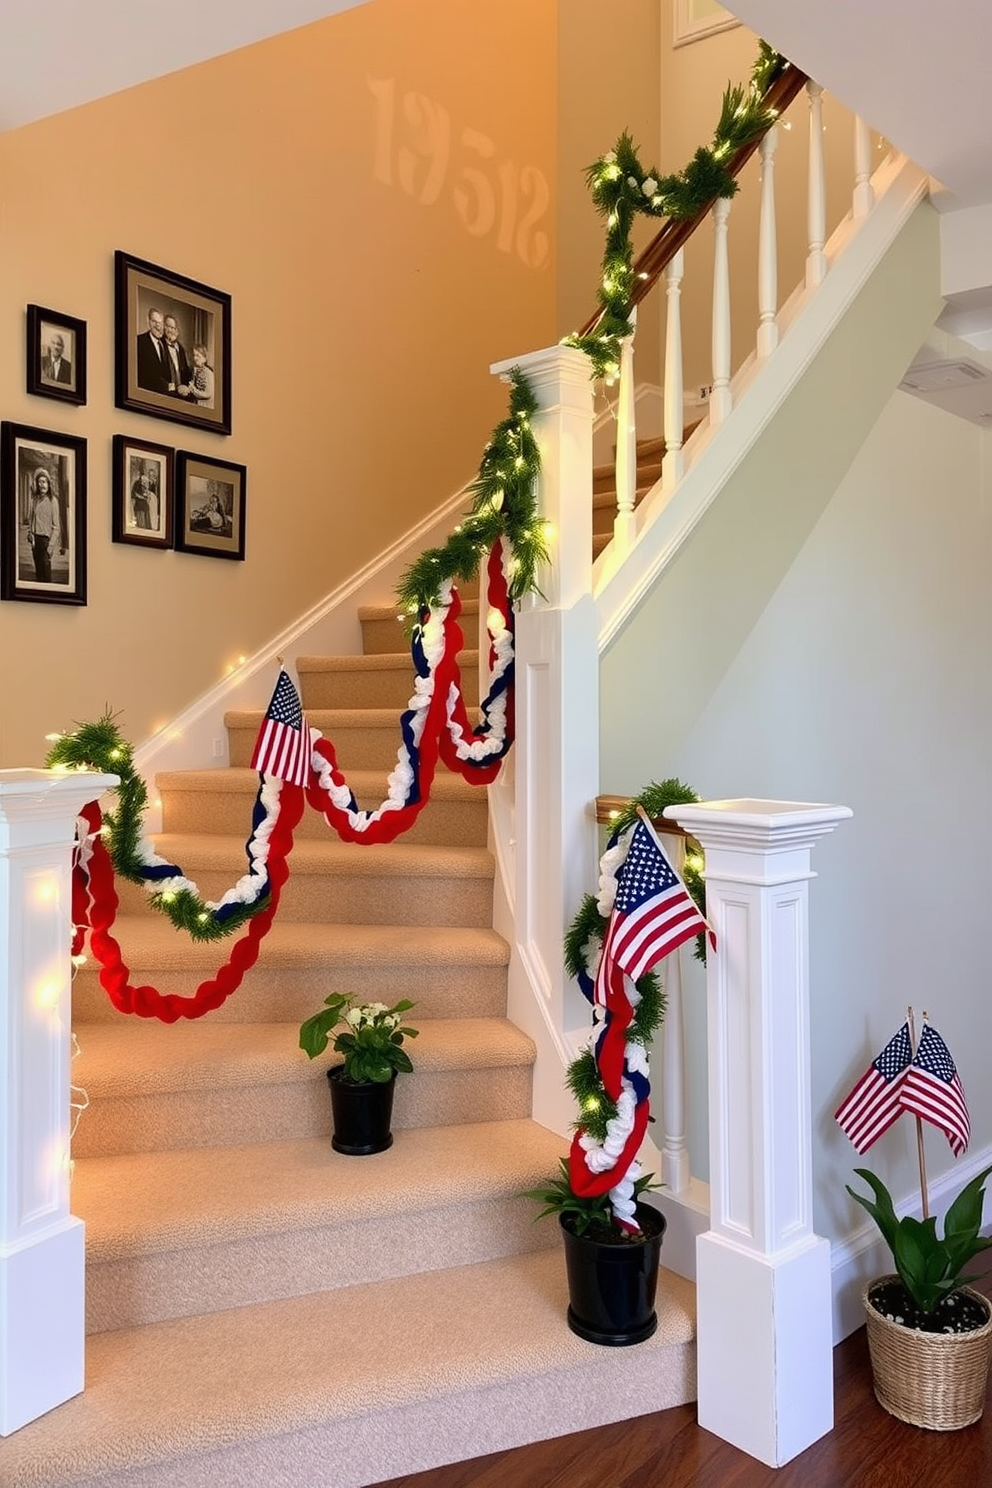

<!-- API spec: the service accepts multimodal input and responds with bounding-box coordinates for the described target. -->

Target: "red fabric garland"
[567,1099,651,1198]
[75,550,512,1020]
[76,785,304,1021]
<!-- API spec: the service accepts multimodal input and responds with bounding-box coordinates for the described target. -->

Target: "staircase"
[1,595,695,1488]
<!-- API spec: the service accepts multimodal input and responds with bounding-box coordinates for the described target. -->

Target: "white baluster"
[853,115,875,218]
[757,126,779,359]
[710,198,733,426]
[613,304,638,555]
[806,82,827,287]
[662,249,685,495]
[659,830,689,1194]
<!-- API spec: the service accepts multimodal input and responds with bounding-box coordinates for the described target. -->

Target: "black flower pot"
[327,1066,396,1155]
[559,1202,666,1346]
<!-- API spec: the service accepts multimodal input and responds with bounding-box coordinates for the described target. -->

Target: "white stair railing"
[593,83,888,559]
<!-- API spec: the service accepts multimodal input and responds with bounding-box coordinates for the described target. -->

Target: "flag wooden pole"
[907,1005,930,1219]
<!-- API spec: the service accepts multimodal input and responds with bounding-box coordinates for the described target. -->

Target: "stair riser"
[73,962,508,1024]
[159,789,488,848]
[226,720,464,772]
[113,868,494,927]
[360,601,480,656]
[86,1194,557,1333]
[72,1064,534,1157]
[301,665,480,711]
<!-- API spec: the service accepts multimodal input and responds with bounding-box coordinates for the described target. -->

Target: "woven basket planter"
[864,1276,992,1431]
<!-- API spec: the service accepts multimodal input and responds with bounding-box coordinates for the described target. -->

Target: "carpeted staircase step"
[75,1119,567,1333]
[71,1018,536,1157]
[157,767,488,848]
[359,599,479,655]
[225,706,478,772]
[0,1249,695,1488]
[72,918,509,1024]
[298,651,481,709]
[113,833,495,926]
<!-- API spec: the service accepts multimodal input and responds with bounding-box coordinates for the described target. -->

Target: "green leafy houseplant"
[524,1159,660,1244]
[848,1164,992,1323]
[299,995,418,1084]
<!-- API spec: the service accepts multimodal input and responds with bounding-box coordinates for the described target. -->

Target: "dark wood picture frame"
[111,435,174,549]
[114,251,231,435]
[0,422,87,605]
[174,450,246,561]
[26,305,87,406]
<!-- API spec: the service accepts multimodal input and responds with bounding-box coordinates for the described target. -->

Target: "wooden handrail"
[576,63,809,340]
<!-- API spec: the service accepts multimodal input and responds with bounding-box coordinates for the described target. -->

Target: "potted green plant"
[525,1158,666,1346]
[848,1164,992,1429]
[299,994,418,1155]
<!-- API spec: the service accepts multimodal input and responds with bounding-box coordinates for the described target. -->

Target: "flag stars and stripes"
[250,669,312,789]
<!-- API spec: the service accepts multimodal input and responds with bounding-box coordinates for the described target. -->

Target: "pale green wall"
[601,304,992,1230]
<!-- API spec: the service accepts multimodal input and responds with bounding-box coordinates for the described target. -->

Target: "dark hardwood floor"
[379,1252,992,1488]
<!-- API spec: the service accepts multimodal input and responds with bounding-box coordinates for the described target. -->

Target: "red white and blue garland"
[52,540,518,1019]
[565,807,713,1229]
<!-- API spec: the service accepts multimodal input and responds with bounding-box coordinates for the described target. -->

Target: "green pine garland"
[46,714,263,942]
[396,367,547,619]
[566,41,785,379]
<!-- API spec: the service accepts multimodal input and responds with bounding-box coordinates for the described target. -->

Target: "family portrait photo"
[26,305,87,406]
[175,450,246,560]
[0,422,87,605]
[115,251,231,434]
[112,435,174,549]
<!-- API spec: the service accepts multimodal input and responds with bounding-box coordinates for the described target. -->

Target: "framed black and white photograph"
[115,251,231,435]
[112,434,174,549]
[0,422,86,605]
[26,305,87,406]
[175,451,246,561]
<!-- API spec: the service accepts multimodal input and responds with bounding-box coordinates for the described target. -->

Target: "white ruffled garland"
[309,583,452,830]
[133,776,284,915]
[309,560,515,830]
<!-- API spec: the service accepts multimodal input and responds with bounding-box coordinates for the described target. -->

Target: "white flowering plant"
[299,995,418,1084]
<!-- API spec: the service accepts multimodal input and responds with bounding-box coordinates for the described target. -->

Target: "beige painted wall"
[556,0,662,380]
[0,0,557,766]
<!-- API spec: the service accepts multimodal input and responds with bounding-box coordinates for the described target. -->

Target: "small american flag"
[834,1022,912,1154]
[901,1021,970,1157]
[596,819,712,1002]
[250,668,311,788]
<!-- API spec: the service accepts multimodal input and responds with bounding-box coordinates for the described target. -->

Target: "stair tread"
[148,832,494,877]
[0,1249,695,1488]
[225,706,476,728]
[73,915,509,971]
[156,767,485,802]
[75,1119,567,1260]
[357,599,479,621]
[75,1018,536,1096]
[297,651,479,672]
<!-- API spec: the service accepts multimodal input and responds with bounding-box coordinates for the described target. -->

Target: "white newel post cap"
[663,797,853,870]
[0,768,120,836]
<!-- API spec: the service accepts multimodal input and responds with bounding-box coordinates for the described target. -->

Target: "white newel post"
[490,346,600,1046]
[0,768,117,1436]
[664,797,852,1469]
